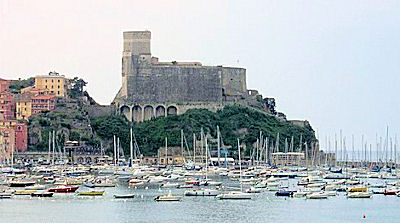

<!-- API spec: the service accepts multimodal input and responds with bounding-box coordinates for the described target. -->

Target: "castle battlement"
[113,31,250,122]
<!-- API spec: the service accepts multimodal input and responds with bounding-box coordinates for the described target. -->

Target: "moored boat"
[154,191,182,201]
[347,192,372,198]
[184,188,220,196]
[48,185,79,193]
[31,191,54,197]
[0,193,12,199]
[216,191,252,200]
[114,194,135,199]
[77,191,105,196]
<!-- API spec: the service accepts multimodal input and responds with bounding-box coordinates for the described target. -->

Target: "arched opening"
[132,105,142,122]
[167,106,178,116]
[77,157,84,164]
[86,157,92,164]
[120,105,131,121]
[155,105,166,118]
[143,105,154,121]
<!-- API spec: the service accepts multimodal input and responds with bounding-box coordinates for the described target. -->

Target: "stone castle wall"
[114,31,249,122]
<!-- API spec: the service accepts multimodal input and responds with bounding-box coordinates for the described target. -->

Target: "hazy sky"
[1,0,399,151]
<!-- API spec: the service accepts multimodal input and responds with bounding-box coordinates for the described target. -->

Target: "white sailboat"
[216,139,251,200]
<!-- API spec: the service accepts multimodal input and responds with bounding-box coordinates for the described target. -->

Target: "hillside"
[90,105,316,156]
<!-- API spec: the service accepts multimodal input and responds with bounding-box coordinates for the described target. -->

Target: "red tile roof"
[32,94,56,100]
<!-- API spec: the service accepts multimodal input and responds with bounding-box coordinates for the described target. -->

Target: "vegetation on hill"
[8,78,34,94]
[91,105,316,157]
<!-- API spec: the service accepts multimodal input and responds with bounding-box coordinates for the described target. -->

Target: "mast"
[181,129,184,160]
[334,133,338,166]
[165,137,168,166]
[265,137,269,164]
[238,138,242,191]
[193,133,196,164]
[217,126,220,166]
[130,128,133,167]
[113,135,116,166]
[48,132,51,163]
[52,130,55,165]
[205,136,208,180]
[201,128,204,164]
[117,137,120,165]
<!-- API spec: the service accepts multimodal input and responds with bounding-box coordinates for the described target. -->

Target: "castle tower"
[123,31,151,55]
[121,31,151,98]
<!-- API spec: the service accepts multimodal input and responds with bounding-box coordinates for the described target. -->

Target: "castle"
[113,31,276,122]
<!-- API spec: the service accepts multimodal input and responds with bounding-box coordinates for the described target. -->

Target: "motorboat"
[275,190,294,197]
[114,194,135,199]
[184,188,220,196]
[306,192,328,199]
[292,191,309,198]
[13,190,36,195]
[347,186,367,193]
[0,193,12,199]
[154,191,182,201]
[161,182,179,188]
[25,184,46,190]
[216,191,252,200]
[347,192,372,198]
[77,191,105,196]
[48,185,79,193]
[31,191,54,197]
[245,187,262,193]
[9,180,36,187]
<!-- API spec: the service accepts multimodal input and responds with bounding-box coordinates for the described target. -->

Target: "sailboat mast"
[237,138,242,191]
[130,128,133,167]
[113,135,116,166]
[52,130,55,165]
[217,126,220,166]
[48,132,51,163]
[193,133,196,164]
[165,137,168,166]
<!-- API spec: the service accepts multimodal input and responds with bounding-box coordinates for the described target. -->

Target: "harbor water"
[1,178,399,223]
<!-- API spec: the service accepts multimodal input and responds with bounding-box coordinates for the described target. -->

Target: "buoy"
[363,213,366,219]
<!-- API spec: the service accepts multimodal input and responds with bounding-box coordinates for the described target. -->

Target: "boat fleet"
[2,162,400,202]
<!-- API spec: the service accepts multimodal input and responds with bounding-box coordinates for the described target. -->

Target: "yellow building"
[34,71,68,97]
[15,94,32,120]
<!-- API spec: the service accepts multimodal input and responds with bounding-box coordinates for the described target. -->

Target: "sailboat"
[216,139,251,200]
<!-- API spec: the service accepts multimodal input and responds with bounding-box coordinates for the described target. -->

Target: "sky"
[1,0,399,152]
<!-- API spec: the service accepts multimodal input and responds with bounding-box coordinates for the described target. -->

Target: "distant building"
[271,152,305,166]
[34,71,68,97]
[21,72,68,97]
[0,78,9,93]
[0,120,28,152]
[157,147,185,165]
[31,94,56,114]
[15,93,33,120]
[0,79,15,120]
[64,141,103,164]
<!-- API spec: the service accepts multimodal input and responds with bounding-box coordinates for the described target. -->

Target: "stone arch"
[155,105,166,118]
[167,105,178,116]
[143,105,154,121]
[77,157,84,164]
[120,105,131,121]
[132,105,143,122]
[86,157,92,164]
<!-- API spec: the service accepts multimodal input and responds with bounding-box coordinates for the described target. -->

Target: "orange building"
[0,120,28,152]
[0,78,15,120]
[31,94,56,114]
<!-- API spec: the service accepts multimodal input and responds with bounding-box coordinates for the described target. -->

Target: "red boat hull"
[48,186,79,193]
